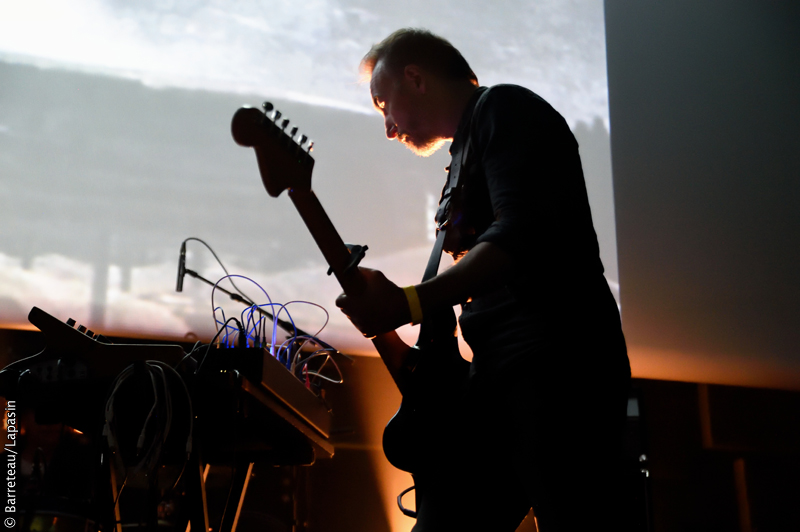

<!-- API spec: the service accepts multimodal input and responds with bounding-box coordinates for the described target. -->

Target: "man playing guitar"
[335,28,632,532]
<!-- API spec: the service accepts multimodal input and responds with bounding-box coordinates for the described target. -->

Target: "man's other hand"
[335,267,411,338]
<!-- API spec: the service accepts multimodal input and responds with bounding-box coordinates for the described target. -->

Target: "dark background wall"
[3,327,798,532]
[605,1,800,389]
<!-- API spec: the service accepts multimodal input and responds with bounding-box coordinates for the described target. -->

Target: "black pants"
[410,327,631,532]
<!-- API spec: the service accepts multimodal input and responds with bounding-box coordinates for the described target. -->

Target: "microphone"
[176,241,186,292]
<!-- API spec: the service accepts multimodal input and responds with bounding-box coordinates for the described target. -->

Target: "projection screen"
[0,0,616,356]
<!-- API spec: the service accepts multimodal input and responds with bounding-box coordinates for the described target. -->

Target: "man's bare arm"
[336,242,512,336]
[415,241,513,312]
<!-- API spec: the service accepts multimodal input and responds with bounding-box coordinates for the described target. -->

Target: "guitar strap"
[397,120,474,519]
[415,117,473,346]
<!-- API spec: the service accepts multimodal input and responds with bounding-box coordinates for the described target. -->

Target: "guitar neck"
[289,187,416,391]
[231,104,419,389]
[288,188,364,295]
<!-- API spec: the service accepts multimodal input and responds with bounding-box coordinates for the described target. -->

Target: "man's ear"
[403,64,426,93]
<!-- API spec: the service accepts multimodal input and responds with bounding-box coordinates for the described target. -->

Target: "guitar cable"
[198,253,347,388]
[196,317,244,374]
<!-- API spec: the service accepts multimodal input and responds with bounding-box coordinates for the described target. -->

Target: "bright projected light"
[0,0,615,357]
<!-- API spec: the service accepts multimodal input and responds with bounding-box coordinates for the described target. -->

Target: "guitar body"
[382,337,470,473]
[382,296,470,473]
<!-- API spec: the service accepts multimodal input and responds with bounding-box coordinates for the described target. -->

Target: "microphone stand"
[184,268,312,338]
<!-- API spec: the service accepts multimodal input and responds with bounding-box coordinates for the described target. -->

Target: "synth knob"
[290,126,298,138]
[300,135,308,145]
[273,110,282,122]
[281,118,290,130]
[77,324,87,333]
[66,318,76,327]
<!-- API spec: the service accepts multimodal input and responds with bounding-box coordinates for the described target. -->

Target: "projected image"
[0,0,615,353]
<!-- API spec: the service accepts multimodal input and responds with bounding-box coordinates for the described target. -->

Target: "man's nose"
[385,118,397,139]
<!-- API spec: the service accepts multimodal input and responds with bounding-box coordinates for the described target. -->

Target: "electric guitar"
[231,103,469,473]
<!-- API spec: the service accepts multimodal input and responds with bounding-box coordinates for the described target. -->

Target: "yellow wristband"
[403,285,423,325]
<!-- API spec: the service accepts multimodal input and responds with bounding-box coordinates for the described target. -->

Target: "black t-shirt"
[448,85,621,374]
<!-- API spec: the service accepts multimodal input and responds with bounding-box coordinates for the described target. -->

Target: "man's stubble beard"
[401,135,447,157]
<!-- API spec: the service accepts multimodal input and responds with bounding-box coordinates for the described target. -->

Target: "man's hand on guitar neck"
[335,267,411,339]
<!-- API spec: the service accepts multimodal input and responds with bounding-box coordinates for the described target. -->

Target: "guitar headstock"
[231,102,315,198]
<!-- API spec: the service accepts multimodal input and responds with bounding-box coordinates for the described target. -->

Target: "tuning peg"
[273,110,282,122]
[290,126,298,138]
[281,118,290,130]
[262,102,274,114]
